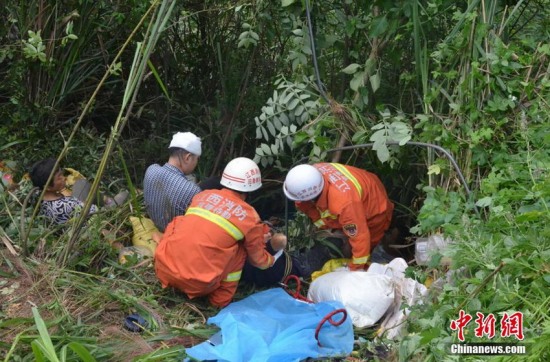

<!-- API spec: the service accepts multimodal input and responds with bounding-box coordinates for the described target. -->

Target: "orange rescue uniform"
[295,163,394,270]
[154,188,274,307]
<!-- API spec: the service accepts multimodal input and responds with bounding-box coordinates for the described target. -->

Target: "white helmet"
[220,157,262,192]
[169,132,202,156]
[283,164,324,201]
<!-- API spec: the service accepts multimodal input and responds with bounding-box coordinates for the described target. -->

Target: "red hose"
[315,309,348,347]
[281,275,313,303]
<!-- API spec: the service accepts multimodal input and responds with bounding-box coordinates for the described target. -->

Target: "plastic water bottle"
[415,234,449,266]
[415,238,430,265]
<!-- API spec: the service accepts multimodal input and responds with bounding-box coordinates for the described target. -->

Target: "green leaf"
[398,135,411,145]
[237,38,249,48]
[294,131,309,144]
[294,105,304,117]
[476,197,492,207]
[427,164,441,175]
[449,102,460,111]
[376,144,390,163]
[67,342,97,361]
[255,127,262,139]
[273,116,282,130]
[282,0,297,7]
[280,113,290,125]
[365,58,377,74]
[370,16,388,37]
[369,129,386,142]
[32,307,60,362]
[350,71,365,91]
[267,120,276,137]
[420,327,441,344]
[371,122,385,130]
[261,143,271,155]
[255,147,264,156]
[280,126,288,135]
[286,136,293,148]
[341,63,361,74]
[369,73,380,92]
[31,340,47,362]
[468,298,481,311]
[287,98,299,110]
[147,59,170,101]
[538,44,550,55]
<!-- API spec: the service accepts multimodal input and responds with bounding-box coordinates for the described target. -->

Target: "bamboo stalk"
[23,0,163,255]
[60,0,177,266]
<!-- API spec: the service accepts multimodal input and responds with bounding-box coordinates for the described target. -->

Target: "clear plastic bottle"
[415,234,449,265]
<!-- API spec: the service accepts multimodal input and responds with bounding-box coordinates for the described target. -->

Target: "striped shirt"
[143,163,201,231]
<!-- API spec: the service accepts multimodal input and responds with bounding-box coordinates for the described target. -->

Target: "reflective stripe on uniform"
[186,207,244,240]
[330,163,363,198]
[352,255,370,264]
[319,209,338,219]
[223,270,242,282]
[314,219,326,227]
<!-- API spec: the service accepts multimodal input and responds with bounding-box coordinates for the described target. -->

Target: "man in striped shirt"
[143,132,202,231]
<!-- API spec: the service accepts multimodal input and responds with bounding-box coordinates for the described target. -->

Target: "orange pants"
[368,201,394,248]
[155,246,247,308]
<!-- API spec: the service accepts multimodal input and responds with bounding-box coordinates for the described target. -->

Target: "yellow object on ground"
[64,168,86,187]
[424,276,433,288]
[310,258,351,281]
[61,168,87,196]
[130,216,159,255]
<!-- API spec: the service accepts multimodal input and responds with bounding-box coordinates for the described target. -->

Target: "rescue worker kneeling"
[154,157,281,308]
[283,163,394,271]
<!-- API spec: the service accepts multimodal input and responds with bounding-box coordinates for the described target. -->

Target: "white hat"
[168,132,202,156]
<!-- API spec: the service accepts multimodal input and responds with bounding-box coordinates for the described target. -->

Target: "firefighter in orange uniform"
[283,163,394,271]
[154,157,279,307]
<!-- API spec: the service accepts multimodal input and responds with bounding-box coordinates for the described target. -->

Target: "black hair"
[168,147,191,158]
[198,176,223,190]
[29,158,60,189]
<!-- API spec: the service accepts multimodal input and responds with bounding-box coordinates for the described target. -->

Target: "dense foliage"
[1,0,549,360]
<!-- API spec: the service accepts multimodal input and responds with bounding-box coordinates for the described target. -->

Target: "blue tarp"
[186,288,354,362]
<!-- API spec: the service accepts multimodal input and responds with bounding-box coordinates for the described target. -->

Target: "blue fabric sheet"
[185,288,353,362]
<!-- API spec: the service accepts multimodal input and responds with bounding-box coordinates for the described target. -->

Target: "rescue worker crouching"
[154,157,283,308]
[283,163,395,271]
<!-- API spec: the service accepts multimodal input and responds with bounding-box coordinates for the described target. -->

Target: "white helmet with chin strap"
[220,157,262,192]
[283,164,324,201]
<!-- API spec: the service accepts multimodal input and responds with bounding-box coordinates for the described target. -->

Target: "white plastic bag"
[307,270,394,328]
[369,258,428,339]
